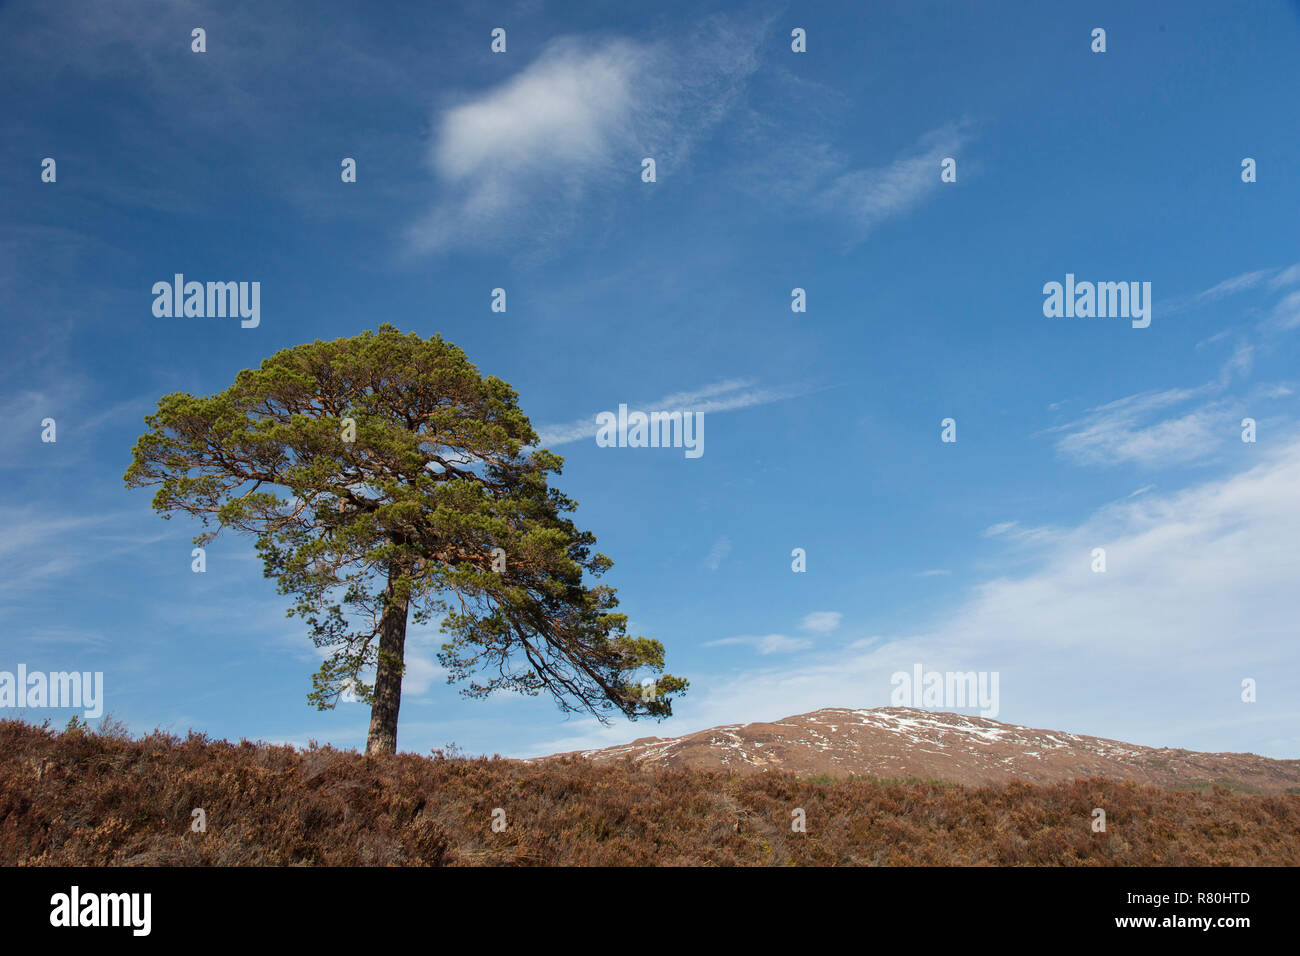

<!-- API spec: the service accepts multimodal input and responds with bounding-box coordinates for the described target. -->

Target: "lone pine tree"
[124,325,686,754]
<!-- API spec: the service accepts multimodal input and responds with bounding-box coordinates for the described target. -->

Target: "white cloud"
[1164,262,1299,317]
[1268,262,1300,289]
[1044,374,1267,469]
[705,633,813,655]
[0,507,143,603]
[983,521,1017,537]
[1216,342,1255,387]
[1269,289,1300,331]
[1046,340,1294,471]
[534,377,802,447]
[732,87,975,245]
[434,45,639,183]
[800,611,842,635]
[705,536,731,572]
[1197,269,1271,301]
[407,19,767,254]
[1055,277,1291,471]
[813,122,973,238]
[690,610,841,659]
[408,38,640,255]
[1055,400,1231,468]
[917,569,951,577]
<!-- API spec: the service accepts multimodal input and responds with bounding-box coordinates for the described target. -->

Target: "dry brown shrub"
[2,718,1297,866]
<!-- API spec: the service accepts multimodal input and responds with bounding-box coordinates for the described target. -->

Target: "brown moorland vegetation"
[2,718,1298,866]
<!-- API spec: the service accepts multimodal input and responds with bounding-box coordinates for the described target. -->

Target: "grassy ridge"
[3,718,1298,866]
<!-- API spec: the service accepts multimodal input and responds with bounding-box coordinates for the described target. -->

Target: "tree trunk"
[365,566,410,755]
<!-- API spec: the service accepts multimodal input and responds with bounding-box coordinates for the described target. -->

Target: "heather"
[3,718,1297,866]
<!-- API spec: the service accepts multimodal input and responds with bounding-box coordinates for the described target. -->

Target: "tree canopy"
[124,324,686,753]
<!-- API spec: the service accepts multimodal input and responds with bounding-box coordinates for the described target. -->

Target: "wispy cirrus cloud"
[1071,264,1297,471]
[1194,269,1272,302]
[704,536,731,572]
[406,16,769,255]
[799,611,842,635]
[1268,289,1300,331]
[534,377,803,448]
[705,610,842,656]
[1042,337,1291,469]
[1269,263,1300,290]
[0,506,171,606]
[705,633,813,655]
[1048,388,1233,468]
[735,109,977,245]
[812,121,974,240]
[1165,260,1300,317]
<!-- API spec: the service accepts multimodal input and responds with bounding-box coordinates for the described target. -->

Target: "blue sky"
[4,0,1300,759]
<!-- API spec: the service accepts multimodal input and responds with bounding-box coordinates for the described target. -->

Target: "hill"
[549,707,1300,794]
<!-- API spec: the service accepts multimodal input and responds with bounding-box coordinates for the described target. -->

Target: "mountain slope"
[551,707,1300,793]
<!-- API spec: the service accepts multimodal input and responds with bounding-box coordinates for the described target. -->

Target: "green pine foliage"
[124,325,686,752]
